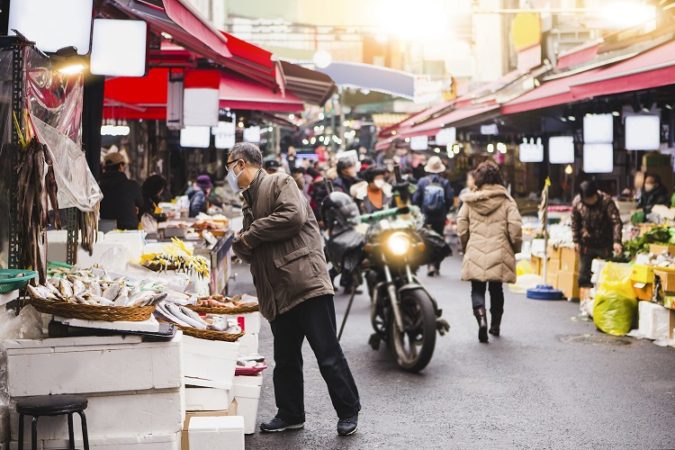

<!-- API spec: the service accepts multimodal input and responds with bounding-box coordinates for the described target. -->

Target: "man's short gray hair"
[230,142,263,167]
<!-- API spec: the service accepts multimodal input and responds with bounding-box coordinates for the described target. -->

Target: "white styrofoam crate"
[638,301,670,340]
[182,336,239,390]
[3,334,183,397]
[233,376,262,435]
[185,387,231,412]
[10,432,181,450]
[188,416,244,450]
[236,333,259,357]
[11,389,185,442]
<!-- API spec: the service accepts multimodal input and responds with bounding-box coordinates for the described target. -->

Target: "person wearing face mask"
[332,158,361,196]
[228,143,361,437]
[352,166,391,214]
[637,173,670,215]
[572,180,623,288]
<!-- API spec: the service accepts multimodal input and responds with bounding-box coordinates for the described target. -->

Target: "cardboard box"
[631,264,655,284]
[546,271,558,287]
[664,294,675,310]
[638,301,671,340]
[11,389,184,442]
[3,335,183,397]
[546,245,561,273]
[649,244,675,257]
[182,336,239,390]
[557,271,580,300]
[530,255,543,276]
[560,247,579,273]
[633,282,654,301]
[654,269,675,294]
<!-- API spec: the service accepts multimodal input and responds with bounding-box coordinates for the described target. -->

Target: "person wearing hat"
[333,158,361,196]
[412,155,454,276]
[189,174,213,217]
[264,159,282,175]
[352,165,392,214]
[99,152,143,230]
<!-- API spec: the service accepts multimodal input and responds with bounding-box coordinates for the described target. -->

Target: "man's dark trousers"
[270,294,361,424]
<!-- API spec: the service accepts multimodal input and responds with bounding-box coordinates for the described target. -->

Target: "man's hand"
[574,243,580,254]
[613,243,623,255]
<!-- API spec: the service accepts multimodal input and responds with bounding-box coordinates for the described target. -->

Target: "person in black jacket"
[638,173,670,214]
[332,159,360,196]
[141,175,168,223]
[99,152,143,230]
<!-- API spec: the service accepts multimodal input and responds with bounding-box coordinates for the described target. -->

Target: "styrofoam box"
[11,388,185,442]
[225,312,261,334]
[236,333,259,357]
[3,334,183,397]
[188,416,244,450]
[638,301,670,340]
[182,335,239,390]
[233,375,263,435]
[185,387,231,411]
[10,432,181,450]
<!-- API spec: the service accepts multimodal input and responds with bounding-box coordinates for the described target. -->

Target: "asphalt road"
[233,256,675,450]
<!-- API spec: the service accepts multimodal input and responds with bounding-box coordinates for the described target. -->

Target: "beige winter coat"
[457,184,523,283]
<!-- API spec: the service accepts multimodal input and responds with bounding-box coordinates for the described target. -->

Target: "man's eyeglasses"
[225,159,242,175]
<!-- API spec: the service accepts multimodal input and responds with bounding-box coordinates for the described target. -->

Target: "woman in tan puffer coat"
[457,161,522,343]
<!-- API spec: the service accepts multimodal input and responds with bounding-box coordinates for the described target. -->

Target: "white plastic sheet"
[31,116,103,212]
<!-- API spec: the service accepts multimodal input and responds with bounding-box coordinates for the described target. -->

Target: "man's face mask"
[644,182,655,192]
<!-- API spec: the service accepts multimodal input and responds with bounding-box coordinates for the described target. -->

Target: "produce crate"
[654,269,675,294]
[631,264,655,284]
[557,271,579,300]
[633,282,654,301]
[560,247,579,273]
[649,243,675,256]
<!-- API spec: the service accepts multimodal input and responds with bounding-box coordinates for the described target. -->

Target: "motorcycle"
[322,167,450,372]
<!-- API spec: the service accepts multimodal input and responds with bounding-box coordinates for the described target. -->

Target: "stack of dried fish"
[27,270,167,307]
[155,301,242,333]
[79,203,100,256]
[17,139,60,283]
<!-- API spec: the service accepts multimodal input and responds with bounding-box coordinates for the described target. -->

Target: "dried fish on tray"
[141,238,209,278]
[155,300,243,341]
[188,294,259,314]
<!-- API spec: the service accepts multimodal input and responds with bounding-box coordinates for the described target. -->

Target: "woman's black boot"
[489,312,502,337]
[474,307,488,343]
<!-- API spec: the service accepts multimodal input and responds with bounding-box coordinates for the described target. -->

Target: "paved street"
[234,256,675,450]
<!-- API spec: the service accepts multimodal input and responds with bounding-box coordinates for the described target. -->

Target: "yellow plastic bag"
[516,260,533,276]
[596,262,636,300]
[593,292,637,336]
[593,262,637,336]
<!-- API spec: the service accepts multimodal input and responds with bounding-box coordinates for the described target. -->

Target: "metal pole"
[338,285,357,341]
[338,86,345,151]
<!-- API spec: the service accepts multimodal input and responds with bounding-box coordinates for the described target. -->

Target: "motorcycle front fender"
[398,283,443,318]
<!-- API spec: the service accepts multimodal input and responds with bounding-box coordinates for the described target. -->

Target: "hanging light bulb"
[565,164,574,175]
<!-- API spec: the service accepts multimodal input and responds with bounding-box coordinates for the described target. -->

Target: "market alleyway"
[232,256,675,450]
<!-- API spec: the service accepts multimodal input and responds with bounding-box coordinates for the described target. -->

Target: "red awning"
[111,0,231,65]
[503,40,675,115]
[103,67,304,119]
[399,103,500,138]
[219,72,304,112]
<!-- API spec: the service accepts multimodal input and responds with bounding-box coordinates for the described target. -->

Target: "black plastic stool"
[16,394,89,450]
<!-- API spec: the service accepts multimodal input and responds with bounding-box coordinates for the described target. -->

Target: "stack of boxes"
[532,245,580,300]
[3,335,185,450]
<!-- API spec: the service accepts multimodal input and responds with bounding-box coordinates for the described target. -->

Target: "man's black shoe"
[260,417,304,433]
[337,414,358,436]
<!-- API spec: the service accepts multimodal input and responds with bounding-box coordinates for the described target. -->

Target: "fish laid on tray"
[27,268,167,308]
[195,294,257,309]
[155,301,242,333]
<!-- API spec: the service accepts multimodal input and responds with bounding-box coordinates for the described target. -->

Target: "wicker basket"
[187,303,259,315]
[29,298,155,322]
[178,325,243,342]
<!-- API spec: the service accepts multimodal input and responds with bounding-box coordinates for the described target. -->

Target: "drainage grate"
[558,333,632,346]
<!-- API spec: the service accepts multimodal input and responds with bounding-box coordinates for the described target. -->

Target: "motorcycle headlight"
[387,232,411,257]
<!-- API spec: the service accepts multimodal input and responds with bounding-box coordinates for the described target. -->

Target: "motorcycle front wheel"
[389,289,437,372]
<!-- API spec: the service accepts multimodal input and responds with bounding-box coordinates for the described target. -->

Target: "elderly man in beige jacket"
[229,143,361,436]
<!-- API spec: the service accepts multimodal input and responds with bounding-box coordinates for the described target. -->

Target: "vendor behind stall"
[572,181,623,287]
[638,173,670,214]
[99,152,143,230]
[189,175,212,217]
